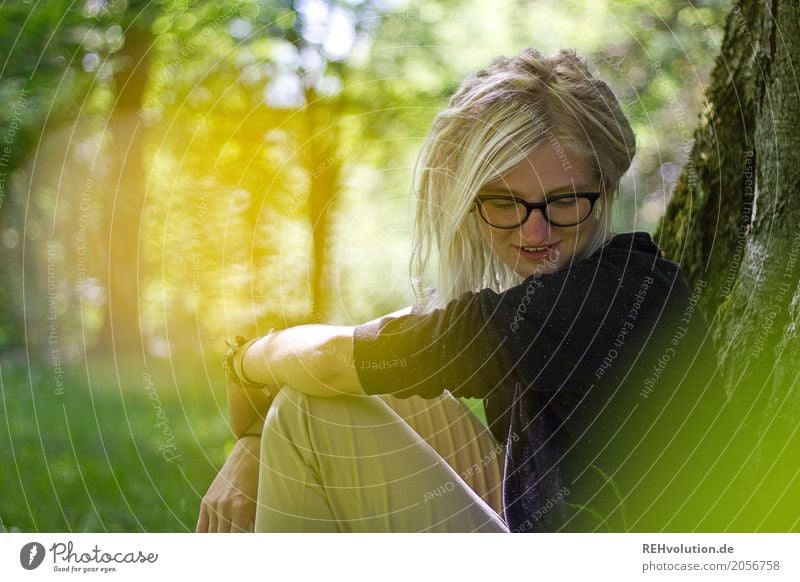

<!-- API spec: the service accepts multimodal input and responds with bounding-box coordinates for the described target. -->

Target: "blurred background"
[0,0,728,531]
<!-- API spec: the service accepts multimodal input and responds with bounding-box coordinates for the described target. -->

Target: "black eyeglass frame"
[471,192,602,229]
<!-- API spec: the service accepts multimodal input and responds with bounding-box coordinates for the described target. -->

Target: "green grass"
[0,353,233,532]
[460,397,488,427]
[0,353,494,533]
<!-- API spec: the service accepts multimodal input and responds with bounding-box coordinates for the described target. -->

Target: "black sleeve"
[352,248,680,401]
[352,290,510,400]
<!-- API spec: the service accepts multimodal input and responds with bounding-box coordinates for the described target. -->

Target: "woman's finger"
[230,504,255,533]
[196,506,209,533]
[215,505,233,533]
[207,504,219,533]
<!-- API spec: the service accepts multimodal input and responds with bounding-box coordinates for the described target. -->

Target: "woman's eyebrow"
[478,183,595,197]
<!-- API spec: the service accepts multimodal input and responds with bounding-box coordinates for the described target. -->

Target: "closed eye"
[548,195,579,206]
[487,200,518,209]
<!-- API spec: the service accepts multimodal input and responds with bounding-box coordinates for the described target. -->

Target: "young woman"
[196,47,735,533]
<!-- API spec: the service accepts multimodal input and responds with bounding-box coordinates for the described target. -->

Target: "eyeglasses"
[472,192,602,228]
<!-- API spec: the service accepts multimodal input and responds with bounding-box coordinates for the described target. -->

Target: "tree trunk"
[96,23,151,355]
[655,0,800,530]
[303,89,342,324]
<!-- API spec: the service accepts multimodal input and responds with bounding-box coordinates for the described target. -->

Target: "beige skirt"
[377,391,504,519]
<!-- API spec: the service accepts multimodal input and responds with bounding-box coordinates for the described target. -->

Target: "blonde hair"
[410,47,636,310]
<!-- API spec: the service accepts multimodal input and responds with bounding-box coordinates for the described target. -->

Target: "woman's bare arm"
[241,305,414,399]
[241,324,362,397]
[227,376,274,438]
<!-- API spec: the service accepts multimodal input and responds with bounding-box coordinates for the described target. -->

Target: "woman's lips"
[514,243,559,261]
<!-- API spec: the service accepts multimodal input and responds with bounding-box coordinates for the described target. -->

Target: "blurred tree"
[286,0,380,324]
[655,0,800,529]
[0,0,732,360]
[97,0,159,354]
[0,1,97,352]
[137,0,390,345]
[585,0,729,232]
[138,0,464,349]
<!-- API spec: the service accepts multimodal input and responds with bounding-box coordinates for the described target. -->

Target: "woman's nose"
[519,208,552,241]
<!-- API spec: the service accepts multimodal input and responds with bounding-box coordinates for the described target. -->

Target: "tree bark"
[96,22,151,355]
[655,0,800,530]
[304,88,342,324]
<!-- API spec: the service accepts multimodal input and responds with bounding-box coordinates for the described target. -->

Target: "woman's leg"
[376,392,505,519]
[254,387,509,533]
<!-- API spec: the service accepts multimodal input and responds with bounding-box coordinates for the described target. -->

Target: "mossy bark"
[655,0,800,530]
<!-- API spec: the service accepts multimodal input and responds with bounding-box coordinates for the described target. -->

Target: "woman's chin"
[514,261,561,278]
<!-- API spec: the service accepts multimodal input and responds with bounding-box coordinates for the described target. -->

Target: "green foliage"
[0,0,729,353]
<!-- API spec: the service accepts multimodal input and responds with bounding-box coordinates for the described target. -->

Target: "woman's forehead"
[481,147,598,198]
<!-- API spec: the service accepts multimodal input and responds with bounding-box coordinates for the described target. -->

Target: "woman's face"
[475,144,607,278]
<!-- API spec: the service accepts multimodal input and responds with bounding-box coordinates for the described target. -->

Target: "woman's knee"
[265,386,392,437]
[263,385,308,433]
[265,385,351,432]
[270,384,306,409]
[261,387,372,460]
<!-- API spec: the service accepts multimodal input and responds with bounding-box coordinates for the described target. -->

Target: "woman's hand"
[196,434,262,533]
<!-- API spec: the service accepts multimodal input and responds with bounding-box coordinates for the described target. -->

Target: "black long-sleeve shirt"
[352,231,739,532]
